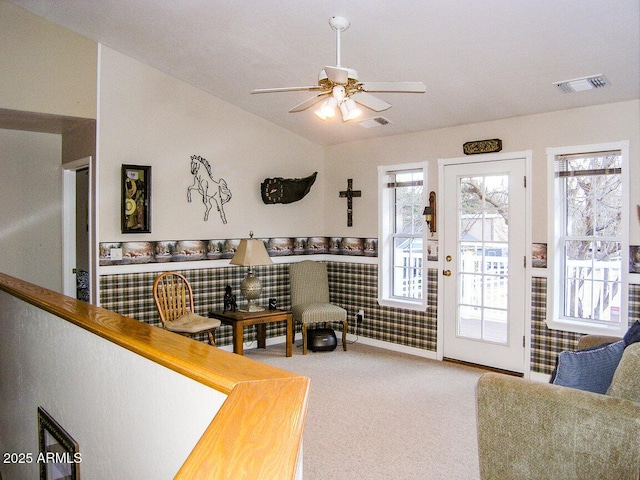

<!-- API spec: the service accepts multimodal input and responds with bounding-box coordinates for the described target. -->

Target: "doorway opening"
[63,157,96,304]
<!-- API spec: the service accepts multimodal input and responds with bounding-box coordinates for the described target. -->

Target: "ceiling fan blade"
[289,92,331,113]
[324,66,349,84]
[251,86,324,94]
[359,81,426,93]
[350,92,392,112]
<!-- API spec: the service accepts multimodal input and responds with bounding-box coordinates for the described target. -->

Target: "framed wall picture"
[121,164,151,233]
[38,407,81,480]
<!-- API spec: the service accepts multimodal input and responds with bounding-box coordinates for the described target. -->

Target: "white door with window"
[439,154,529,373]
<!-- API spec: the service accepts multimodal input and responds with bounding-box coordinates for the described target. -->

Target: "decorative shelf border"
[100,236,378,266]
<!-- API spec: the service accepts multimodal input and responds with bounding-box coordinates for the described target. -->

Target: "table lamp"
[229,232,273,312]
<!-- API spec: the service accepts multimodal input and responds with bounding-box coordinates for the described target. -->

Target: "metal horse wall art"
[187,155,232,223]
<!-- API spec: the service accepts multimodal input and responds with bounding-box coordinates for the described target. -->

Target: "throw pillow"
[549,341,613,383]
[552,340,625,394]
[623,320,640,346]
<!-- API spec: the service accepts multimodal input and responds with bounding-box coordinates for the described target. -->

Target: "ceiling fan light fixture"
[339,102,354,122]
[332,85,345,102]
[341,98,362,121]
[253,16,425,123]
[315,97,338,119]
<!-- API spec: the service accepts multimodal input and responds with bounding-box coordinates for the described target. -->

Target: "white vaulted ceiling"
[9,0,640,146]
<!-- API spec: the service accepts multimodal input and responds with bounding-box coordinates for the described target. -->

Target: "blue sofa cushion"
[552,340,625,394]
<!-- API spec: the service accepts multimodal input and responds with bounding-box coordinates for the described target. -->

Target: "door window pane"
[483,308,508,343]
[459,305,482,339]
[457,174,509,345]
[460,273,482,306]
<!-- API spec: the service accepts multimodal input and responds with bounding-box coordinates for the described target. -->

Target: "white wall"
[0,290,226,480]
[0,129,63,291]
[324,100,640,243]
[0,1,97,294]
[98,47,326,243]
[0,0,97,119]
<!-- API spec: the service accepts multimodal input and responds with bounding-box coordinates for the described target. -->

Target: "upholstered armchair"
[476,336,640,480]
[289,260,348,354]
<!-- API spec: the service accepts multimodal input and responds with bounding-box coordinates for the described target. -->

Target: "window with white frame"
[378,163,427,310]
[547,142,629,335]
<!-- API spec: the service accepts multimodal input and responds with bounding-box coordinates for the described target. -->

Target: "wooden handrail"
[0,273,309,480]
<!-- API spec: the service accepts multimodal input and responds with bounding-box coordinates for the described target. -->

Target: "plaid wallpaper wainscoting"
[327,263,437,351]
[530,277,640,375]
[530,277,580,375]
[630,283,640,326]
[100,265,292,347]
[99,266,638,370]
[100,271,159,325]
[99,261,439,352]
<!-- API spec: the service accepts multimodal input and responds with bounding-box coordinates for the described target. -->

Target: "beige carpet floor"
[244,340,484,480]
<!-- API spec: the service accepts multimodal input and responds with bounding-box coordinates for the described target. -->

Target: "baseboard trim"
[529,371,552,383]
[219,334,289,353]
[346,334,438,360]
[228,333,549,383]
[232,333,438,360]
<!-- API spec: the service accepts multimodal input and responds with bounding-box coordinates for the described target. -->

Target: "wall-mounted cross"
[339,178,361,227]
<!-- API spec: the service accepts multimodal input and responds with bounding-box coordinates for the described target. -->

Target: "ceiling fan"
[251,16,426,122]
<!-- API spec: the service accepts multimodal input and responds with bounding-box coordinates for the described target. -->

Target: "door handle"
[442,269,452,276]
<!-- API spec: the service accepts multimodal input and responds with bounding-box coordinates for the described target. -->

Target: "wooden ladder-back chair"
[153,272,221,346]
[289,260,348,354]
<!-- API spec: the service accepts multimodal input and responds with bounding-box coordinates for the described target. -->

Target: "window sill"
[545,318,627,337]
[377,297,426,312]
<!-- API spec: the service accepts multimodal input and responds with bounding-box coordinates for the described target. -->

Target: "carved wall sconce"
[423,191,436,234]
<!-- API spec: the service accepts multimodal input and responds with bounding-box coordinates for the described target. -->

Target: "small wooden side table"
[208,309,293,357]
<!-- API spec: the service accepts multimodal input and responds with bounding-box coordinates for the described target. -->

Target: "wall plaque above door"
[463,139,502,155]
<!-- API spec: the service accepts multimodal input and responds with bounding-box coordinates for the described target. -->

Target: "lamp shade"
[230,238,273,267]
[230,235,272,312]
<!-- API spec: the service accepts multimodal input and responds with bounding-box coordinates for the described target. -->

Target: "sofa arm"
[476,372,640,480]
[577,334,622,349]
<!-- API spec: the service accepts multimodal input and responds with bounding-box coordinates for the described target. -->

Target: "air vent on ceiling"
[358,116,392,128]
[554,74,609,93]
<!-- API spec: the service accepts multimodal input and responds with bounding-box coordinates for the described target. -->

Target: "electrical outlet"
[356,309,364,324]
